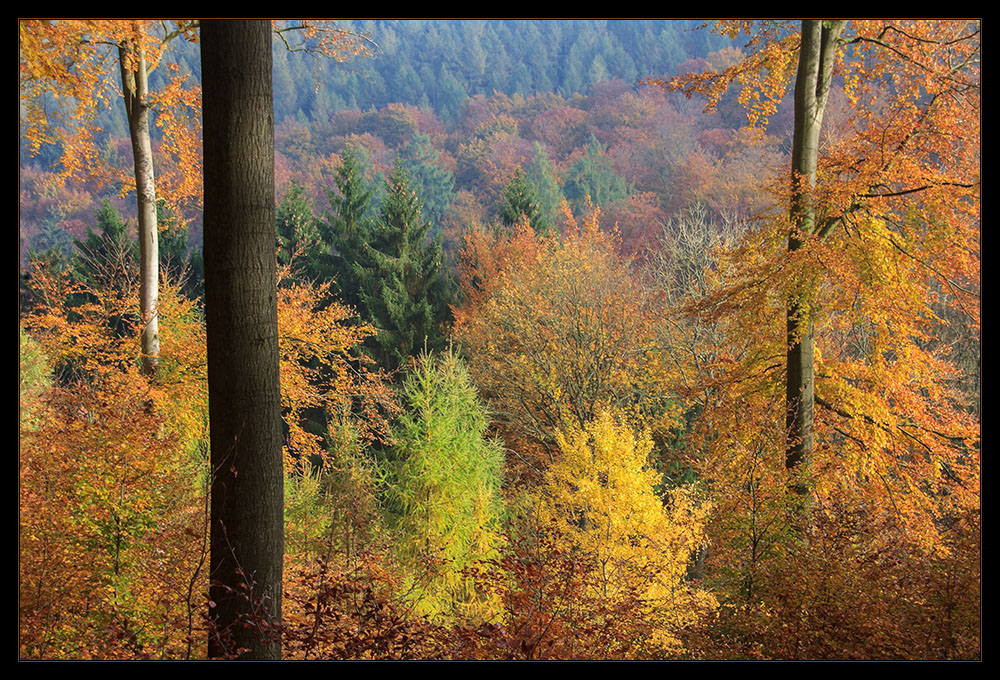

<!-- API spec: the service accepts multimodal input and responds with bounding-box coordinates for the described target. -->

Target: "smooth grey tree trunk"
[118,40,160,376]
[201,19,284,660]
[786,20,846,474]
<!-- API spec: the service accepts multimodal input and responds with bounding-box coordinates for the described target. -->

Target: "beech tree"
[201,19,283,660]
[20,20,201,376]
[662,19,980,533]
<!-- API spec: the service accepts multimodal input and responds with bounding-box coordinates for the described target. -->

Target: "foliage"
[19,260,209,660]
[353,162,456,373]
[499,166,549,233]
[455,201,670,461]
[17,18,980,661]
[562,135,630,210]
[275,270,397,476]
[647,19,980,660]
[533,409,715,655]
[275,179,323,280]
[19,20,202,219]
[382,350,505,623]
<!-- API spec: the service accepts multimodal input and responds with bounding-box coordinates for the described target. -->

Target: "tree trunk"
[201,19,283,660]
[118,37,160,376]
[786,20,846,474]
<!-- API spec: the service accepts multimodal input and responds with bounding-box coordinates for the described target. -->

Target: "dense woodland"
[19,19,980,660]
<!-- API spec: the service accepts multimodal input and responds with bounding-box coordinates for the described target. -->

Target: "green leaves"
[383,350,504,622]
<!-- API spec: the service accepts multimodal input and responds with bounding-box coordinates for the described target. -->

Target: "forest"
[18,19,980,660]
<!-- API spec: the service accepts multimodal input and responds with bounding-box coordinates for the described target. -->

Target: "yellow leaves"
[534,409,715,651]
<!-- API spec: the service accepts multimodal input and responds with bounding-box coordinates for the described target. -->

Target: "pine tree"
[355,162,455,373]
[73,201,138,284]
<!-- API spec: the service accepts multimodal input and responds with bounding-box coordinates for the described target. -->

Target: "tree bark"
[201,19,283,660]
[118,37,160,376]
[786,20,846,474]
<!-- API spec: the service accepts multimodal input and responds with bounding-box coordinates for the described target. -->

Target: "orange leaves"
[658,20,980,553]
[19,20,203,219]
[655,20,800,130]
[455,202,666,454]
[275,273,397,474]
[271,20,373,63]
[19,271,209,659]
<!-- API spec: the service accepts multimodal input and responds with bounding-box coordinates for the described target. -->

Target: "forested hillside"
[19,19,980,660]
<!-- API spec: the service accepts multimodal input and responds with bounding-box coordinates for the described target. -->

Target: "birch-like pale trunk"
[119,36,160,376]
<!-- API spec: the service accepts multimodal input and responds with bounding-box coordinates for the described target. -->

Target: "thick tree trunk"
[201,19,283,660]
[786,20,845,474]
[119,39,160,376]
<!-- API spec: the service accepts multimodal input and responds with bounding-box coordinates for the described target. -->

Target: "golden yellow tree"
[536,409,715,655]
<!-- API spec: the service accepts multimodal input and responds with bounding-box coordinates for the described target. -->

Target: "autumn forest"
[18,20,980,660]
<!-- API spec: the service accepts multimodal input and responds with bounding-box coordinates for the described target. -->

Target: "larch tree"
[201,19,283,660]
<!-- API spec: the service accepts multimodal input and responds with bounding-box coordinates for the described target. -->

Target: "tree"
[401,132,455,229]
[275,180,322,279]
[784,20,846,473]
[201,19,283,660]
[323,147,376,311]
[382,350,504,623]
[524,142,564,230]
[20,20,202,376]
[353,162,455,373]
[455,202,667,461]
[535,409,715,656]
[562,134,629,210]
[20,248,209,660]
[499,167,549,233]
[662,20,980,535]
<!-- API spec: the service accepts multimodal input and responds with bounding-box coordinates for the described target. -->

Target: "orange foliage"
[651,20,980,658]
[19,20,203,218]
[455,202,672,472]
[19,265,209,660]
[275,270,398,476]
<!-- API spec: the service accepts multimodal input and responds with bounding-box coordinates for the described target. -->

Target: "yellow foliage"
[536,409,715,652]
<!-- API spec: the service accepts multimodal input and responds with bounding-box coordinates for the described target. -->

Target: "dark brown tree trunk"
[786,20,845,478]
[201,19,283,660]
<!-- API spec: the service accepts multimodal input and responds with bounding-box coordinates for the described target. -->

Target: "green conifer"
[354,161,455,373]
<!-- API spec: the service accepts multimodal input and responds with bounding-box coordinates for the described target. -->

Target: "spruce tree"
[500,166,549,234]
[563,134,629,210]
[401,132,455,229]
[355,161,454,373]
[275,179,321,279]
[323,147,375,312]
[525,142,564,230]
